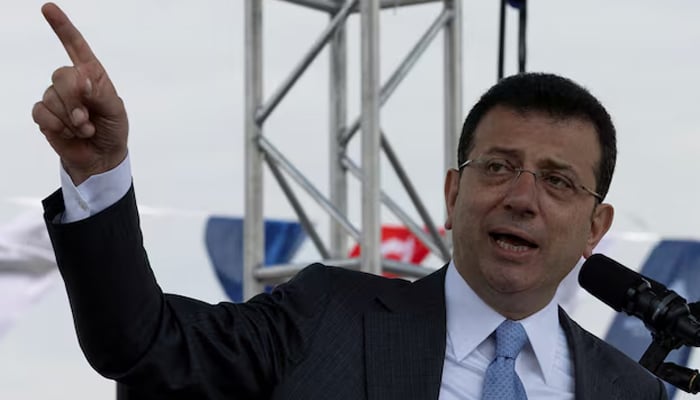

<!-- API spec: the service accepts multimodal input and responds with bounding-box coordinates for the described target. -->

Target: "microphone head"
[578,254,645,312]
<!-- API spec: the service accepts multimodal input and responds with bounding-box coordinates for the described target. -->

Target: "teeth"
[496,238,530,252]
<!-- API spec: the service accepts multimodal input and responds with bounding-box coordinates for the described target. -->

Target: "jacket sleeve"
[43,185,329,399]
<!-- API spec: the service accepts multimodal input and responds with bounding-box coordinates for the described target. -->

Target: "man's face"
[444,106,614,319]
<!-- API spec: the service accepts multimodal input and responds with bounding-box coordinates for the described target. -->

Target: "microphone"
[579,254,700,347]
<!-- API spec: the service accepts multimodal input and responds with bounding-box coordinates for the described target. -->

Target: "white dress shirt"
[440,261,575,399]
[59,158,575,399]
[59,155,132,223]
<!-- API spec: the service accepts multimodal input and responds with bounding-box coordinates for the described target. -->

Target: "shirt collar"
[444,260,562,385]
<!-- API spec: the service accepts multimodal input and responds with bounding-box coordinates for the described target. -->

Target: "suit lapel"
[560,307,622,400]
[364,266,448,400]
[363,271,630,400]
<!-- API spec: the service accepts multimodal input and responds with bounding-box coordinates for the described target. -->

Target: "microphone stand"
[639,303,700,394]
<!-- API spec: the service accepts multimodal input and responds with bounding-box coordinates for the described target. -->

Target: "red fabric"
[349,225,443,276]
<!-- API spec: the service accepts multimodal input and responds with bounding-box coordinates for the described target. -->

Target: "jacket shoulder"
[560,310,668,400]
[281,263,411,299]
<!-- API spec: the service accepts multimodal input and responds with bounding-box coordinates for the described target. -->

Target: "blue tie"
[481,320,528,400]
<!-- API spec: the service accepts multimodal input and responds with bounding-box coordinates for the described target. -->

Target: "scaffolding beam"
[243,0,463,298]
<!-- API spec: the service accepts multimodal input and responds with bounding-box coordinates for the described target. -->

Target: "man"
[33,3,667,399]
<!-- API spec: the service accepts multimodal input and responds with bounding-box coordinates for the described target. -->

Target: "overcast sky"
[1,1,699,399]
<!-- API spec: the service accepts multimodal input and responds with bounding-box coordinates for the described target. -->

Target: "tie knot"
[495,320,527,359]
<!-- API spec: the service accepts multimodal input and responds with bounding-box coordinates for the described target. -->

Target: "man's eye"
[485,160,511,174]
[543,172,574,189]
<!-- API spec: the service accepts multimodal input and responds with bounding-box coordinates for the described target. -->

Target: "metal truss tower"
[243,0,462,299]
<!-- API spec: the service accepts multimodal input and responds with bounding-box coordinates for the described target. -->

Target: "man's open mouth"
[490,232,538,252]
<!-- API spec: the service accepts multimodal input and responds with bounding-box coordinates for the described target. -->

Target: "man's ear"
[583,203,614,258]
[444,169,460,230]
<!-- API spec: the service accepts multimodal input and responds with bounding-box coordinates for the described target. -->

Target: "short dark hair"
[457,73,616,201]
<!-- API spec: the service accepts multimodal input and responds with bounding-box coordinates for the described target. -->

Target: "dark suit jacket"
[43,186,667,399]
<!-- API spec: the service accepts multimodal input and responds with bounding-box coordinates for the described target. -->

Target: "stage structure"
[243,0,462,299]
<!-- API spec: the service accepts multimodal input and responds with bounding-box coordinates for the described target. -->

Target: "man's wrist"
[61,152,132,223]
[61,149,128,186]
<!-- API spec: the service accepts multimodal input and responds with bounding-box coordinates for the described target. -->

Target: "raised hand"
[32,3,128,185]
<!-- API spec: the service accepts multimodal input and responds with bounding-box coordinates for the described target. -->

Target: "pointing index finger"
[41,2,98,65]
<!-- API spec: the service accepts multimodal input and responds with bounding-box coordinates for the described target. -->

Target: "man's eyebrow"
[483,148,586,176]
[539,158,574,171]
[481,147,522,158]
[537,158,591,181]
[479,147,592,176]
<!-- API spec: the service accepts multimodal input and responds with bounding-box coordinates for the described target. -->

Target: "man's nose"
[503,169,539,216]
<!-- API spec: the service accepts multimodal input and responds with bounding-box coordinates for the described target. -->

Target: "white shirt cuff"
[60,154,133,223]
